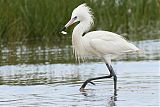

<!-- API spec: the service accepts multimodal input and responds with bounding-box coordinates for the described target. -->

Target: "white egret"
[60,3,139,95]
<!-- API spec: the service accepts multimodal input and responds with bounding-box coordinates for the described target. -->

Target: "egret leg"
[80,63,117,95]
[107,64,117,96]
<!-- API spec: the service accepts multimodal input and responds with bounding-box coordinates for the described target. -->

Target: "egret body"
[60,3,139,95]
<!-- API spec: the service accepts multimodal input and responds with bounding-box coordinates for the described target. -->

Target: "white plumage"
[63,3,139,64]
[61,3,140,94]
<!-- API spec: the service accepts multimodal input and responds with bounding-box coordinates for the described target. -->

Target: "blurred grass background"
[0,0,159,43]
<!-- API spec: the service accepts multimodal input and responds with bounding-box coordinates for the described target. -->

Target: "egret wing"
[89,38,138,56]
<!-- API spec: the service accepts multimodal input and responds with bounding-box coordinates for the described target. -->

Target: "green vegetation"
[0,0,159,43]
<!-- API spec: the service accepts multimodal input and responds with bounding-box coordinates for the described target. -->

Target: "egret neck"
[72,20,91,61]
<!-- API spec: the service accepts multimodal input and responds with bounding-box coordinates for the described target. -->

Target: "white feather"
[61,31,67,35]
[70,3,139,64]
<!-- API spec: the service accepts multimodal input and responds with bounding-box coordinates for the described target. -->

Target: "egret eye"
[73,16,77,19]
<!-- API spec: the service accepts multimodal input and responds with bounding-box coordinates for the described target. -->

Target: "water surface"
[0,39,159,107]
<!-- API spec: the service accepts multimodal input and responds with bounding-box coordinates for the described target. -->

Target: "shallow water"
[0,39,160,107]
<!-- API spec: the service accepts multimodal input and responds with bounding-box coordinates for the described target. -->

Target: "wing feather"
[89,38,139,56]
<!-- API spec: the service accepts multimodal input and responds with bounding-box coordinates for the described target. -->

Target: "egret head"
[60,3,94,34]
[71,3,94,24]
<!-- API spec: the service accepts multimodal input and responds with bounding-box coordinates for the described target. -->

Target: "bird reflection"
[80,89,117,107]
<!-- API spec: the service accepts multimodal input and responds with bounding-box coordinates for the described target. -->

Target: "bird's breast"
[72,37,97,61]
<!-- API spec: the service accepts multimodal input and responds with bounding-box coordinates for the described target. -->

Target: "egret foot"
[89,81,95,85]
[80,79,95,91]
[79,87,85,92]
